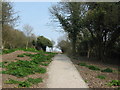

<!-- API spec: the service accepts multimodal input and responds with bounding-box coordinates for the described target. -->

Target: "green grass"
[101,68,113,73]
[96,75,106,79]
[87,65,100,71]
[107,80,120,86]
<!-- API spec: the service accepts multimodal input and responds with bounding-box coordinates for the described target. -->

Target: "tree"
[1,1,19,49]
[50,2,83,55]
[23,24,33,49]
[57,40,71,53]
[84,2,120,60]
[1,1,19,26]
[36,36,53,52]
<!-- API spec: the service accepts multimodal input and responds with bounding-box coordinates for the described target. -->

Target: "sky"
[14,2,65,51]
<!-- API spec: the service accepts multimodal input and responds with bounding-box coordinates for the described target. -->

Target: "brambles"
[101,68,113,73]
[96,75,106,79]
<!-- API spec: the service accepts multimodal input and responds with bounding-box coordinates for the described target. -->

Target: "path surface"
[46,54,89,88]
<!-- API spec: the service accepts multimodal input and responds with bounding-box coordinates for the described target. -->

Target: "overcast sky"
[14,2,65,51]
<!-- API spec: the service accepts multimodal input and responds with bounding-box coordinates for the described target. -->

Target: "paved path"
[46,54,89,88]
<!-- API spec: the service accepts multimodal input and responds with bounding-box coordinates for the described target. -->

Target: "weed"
[101,68,113,73]
[27,78,43,84]
[17,55,24,57]
[41,63,49,66]
[87,65,100,71]
[5,79,22,84]
[2,49,56,77]
[18,81,31,88]
[107,80,120,86]
[84,80,88,83]
[96,75,106,79]
[78,62,87,66]
[5,78,43,88]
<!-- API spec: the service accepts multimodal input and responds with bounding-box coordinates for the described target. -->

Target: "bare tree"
[23,24,33,49]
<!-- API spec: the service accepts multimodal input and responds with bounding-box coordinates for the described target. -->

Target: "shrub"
[96,75,106,79]
[101,68,113,73]
[78,62,87,66]
[108,80,120,86]
[87,65,100,71]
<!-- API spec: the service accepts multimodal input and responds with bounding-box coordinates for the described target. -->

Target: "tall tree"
[50,2,83,55]
[84,2,120,60]
[1,1,19,49]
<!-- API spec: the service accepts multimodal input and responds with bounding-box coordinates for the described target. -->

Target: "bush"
[96,75,106,79]
[87,65,100,71]
[108,80,120,86]
[101,68,113,73]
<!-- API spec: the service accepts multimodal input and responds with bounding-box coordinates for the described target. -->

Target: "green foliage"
[4,78,43,88]
[0,61,8,68]
[1,50,56,77]
[84,80,88,83]
[3,60,46,77]
[96,75,106,79]
[107,80,120,86]
[2,49,17,54]
[36,36,53,51]
[40,63,49,66]
[27,78,43,84]
[78,62,87,66]
[87,65,100,71]
[5,79,22,84]
[101,68,113,73]
[17,54,24,57]
[18,81,31,88]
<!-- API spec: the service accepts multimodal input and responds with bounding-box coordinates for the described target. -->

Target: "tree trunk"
[87,49,90,59]
[26,41,28,49]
